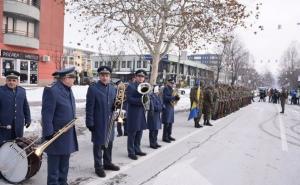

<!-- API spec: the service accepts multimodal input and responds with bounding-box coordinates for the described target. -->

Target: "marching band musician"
[86,66,120,178]
[0,70,31,144]
[147,85,163,149]
[126,69,148,160]
[41,67,78,185]
[162,79,180,143]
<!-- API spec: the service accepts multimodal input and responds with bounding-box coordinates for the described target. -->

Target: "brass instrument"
[105,82,126,148]
[171,88,180,107]
[34,118,78,157]
[137,82,152,111]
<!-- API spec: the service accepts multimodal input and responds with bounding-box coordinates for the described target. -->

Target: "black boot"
[194,122,202,128]
[95,168,106,178]
[104,163,120,171]
[162,124,170,143]
[206,120,213,126]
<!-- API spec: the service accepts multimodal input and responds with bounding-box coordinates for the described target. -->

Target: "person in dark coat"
[161,79,180,143]
[202,85,214,126]
[189,80,203,128]
[147,85,163,149]
[86,66,120,178]
[41,67,79,185]
[279,87,288,114]
[126,69,148,160]
[0,70,31,144]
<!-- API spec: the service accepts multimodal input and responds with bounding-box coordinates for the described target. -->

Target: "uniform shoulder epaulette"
[89,81,96,86]
[18,86,25,89]
[45,81,56,88]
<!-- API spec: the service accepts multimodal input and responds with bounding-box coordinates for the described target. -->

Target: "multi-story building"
[188,53,231,84]
[92,54,214,86]
[0,0,64,85]
[92,54,151,82]
[63,47,94,75]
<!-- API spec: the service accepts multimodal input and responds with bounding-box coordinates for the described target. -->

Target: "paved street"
[2,101,299,185]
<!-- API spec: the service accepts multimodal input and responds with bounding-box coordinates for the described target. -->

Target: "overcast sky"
[64,0,300,75]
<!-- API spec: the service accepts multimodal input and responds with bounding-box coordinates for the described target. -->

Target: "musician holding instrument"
[162,79,180,143]
[41,67,78,185]
[126,69,148,160]
[147,85,163,149]
[0,70,31,145]
[86,66,120,178]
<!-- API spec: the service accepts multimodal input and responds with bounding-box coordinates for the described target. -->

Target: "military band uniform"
[126,70,148,160]
[41,67,78,185]
[0,71,31,144]
[162,79,178,142]
[85,66,120,177]
[147,87,163,149]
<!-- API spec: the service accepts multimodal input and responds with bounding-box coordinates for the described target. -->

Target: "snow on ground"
[25,85,89,102]
[24,86,191,134]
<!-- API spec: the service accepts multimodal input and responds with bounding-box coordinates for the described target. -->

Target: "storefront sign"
[1,50,39,61]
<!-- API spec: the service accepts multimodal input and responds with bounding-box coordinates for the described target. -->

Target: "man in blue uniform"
[126,69,148,160]
[86,66,120,178]
[0,70,31,144]
[147,85,163,149]
[41,67,78,185]
[162,79,179,143]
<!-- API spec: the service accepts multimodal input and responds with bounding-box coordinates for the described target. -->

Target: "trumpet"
[35,118,78,157]
[137,82,152,111]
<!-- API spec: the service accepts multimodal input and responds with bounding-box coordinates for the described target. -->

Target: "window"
[137,60,141,68]
[2,59,16,77]
[3,16,36,38]
[107,61,111,67]
[121,61,126,68]
[94,61,99,68]
[143,61,148,68]
[69,57,74,65]
[127,61,132,68]
[113,61,117,68]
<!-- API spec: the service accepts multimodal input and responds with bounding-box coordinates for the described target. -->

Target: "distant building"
[92,54,214,86]
[63,47,94,75]
[188,54,231,84]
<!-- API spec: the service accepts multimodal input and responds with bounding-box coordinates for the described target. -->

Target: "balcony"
[3,30,39,49]
[4,0,40,21]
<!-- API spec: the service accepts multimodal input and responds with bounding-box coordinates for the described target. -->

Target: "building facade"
[63,47,94,75]
[0,0,64,85]
[92,54,151,82]
[92,54,214,86]
[188,53,231,84]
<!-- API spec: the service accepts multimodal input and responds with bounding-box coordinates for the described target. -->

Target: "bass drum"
[0,137,42,184]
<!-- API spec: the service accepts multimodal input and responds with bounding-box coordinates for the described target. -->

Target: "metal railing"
[7,0,40,8]
[2,26,38,39]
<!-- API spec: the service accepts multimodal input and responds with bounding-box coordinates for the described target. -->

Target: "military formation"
[0,66,252,185]
[190,81,253,128]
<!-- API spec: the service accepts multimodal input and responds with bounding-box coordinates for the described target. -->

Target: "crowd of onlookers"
[258,87,300,105]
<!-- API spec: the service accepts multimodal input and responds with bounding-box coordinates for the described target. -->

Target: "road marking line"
[276,105,289,152]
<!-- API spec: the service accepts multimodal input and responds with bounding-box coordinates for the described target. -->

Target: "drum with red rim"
[0,137,42,183]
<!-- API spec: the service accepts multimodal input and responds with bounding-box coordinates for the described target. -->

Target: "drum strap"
[0,125,12,130]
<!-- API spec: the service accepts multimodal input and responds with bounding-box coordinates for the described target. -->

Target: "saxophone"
[171,88,180,107]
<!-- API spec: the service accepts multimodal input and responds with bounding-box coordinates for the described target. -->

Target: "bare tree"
[223,38,249,85]
[278,41,300,88]
[66,0,252,84]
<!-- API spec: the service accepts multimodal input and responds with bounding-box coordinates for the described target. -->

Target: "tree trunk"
[149,53,160,85]
[215,67,220,84]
